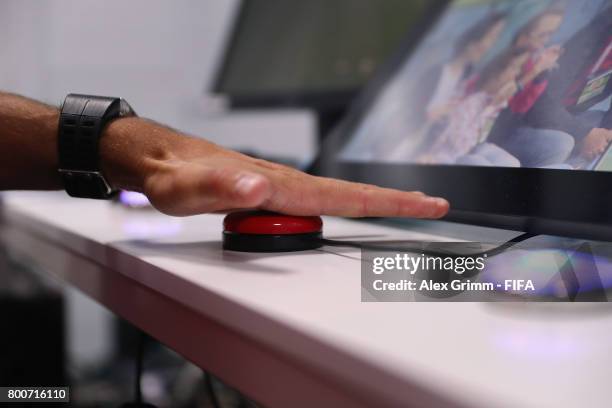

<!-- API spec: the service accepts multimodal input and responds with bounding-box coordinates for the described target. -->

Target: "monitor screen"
[213,0,432,108]
[339,0,612,172]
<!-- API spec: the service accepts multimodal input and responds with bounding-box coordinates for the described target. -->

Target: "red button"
[223,211,323,235]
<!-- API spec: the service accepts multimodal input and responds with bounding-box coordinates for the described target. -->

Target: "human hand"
[579,128,612,160]
[416,154,436,165]
[494,81,519,105]
[534,45,563,74]
[426,101,458,122]
[100,118,449,218]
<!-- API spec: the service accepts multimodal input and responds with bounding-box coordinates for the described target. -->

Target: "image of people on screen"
[340,0,612,172]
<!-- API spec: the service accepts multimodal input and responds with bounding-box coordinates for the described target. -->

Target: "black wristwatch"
[57,93,136,199]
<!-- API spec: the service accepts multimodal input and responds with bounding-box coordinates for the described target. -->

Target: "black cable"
[204,371,222,408]
[317,232,536,258]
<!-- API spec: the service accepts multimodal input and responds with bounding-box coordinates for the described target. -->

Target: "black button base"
[223,232,323,252]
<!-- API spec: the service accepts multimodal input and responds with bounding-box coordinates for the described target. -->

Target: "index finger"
[266,174,449,218]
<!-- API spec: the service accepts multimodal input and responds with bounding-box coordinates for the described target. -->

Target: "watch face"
[119,99,136,117]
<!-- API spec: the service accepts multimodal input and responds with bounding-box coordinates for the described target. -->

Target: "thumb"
[144,163,272,216]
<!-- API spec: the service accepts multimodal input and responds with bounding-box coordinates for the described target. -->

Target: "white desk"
[1,192,610,408]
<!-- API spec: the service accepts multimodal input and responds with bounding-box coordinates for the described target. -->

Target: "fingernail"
[235,174,263,195]
[430,197,448,207]
[426,197,448,214]
[432,197,448,206]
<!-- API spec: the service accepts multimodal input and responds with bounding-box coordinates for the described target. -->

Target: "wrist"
[41,109,63,188]
[99,117,170,192]
[99,117,217,193]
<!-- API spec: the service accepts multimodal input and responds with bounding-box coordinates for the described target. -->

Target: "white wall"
[0,0,316,162]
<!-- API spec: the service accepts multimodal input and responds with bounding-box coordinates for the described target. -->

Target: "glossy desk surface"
[1,192,610,408]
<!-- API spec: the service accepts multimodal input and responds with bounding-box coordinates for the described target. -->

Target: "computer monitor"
[211,0,437,136]
[314,0,612,240]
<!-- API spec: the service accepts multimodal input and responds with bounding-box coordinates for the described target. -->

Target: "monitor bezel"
[210,0,359,110]
[311,0,612,241]
[210,0,447,111]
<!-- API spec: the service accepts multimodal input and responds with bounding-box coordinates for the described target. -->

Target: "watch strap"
[58,94,133,199]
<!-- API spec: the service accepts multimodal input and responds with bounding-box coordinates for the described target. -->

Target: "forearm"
[0,92,61,189]
[518,71,539,89]
[0,91,218,193]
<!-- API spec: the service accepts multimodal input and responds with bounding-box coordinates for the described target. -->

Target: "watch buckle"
[58,169,114,196]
